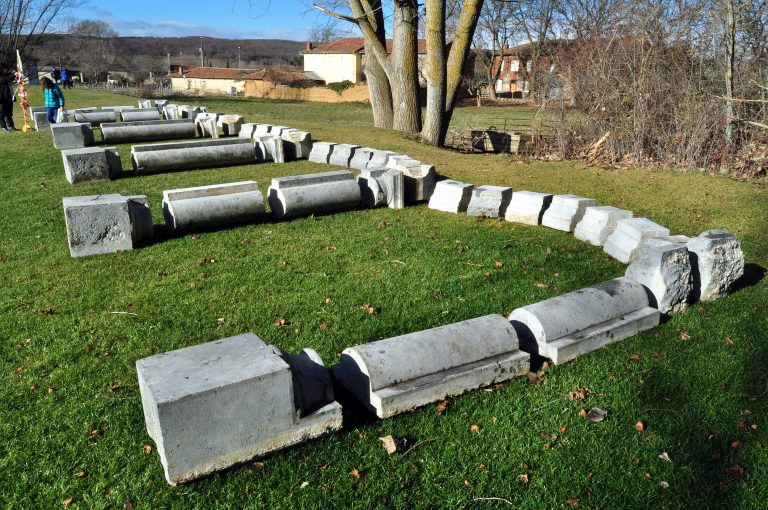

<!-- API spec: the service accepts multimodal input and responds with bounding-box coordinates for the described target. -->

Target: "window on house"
[510,60,519,72]
[500,59,506,73]
[526,60,532,72]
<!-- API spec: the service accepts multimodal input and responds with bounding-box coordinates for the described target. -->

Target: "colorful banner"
[16,50,32,132]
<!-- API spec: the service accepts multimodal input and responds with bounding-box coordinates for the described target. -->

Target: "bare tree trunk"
[422,0,447,145]
[446,0,483,110]
[724,0,736,150]
[363,0,393,128]
[390,0,422,132]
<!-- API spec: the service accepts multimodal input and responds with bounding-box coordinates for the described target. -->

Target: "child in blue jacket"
[41,77,65,123]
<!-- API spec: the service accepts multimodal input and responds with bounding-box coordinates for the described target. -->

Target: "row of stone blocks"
[137,273,674,485]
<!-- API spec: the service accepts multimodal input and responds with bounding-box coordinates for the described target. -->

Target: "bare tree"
[512,0,558,101]
[66,19,117,81]
[474,0,519,100]
[0,0,81,64]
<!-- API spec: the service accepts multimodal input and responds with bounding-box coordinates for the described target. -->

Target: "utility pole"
[167,53,171,74]
[238,46,241,68]
[199,37,204,67]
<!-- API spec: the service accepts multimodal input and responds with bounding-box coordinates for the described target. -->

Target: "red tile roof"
[182,67,257,80]
[304,37,427,55]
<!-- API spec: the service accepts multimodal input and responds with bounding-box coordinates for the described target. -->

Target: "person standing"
[62,67,71,89]
[0,62,17,132]
[41,77,65,123]
[52,67,61,84]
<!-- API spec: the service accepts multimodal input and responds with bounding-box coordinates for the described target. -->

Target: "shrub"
[327,80,355,95]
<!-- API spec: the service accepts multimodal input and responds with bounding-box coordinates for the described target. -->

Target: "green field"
[1,88,767,509]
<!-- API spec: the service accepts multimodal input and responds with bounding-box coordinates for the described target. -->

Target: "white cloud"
[111,19,309,40]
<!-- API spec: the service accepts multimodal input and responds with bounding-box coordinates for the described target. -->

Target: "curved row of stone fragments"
[50,100,746,487]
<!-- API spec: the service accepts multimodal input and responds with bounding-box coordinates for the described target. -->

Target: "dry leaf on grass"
[349,468,362,481]
[436,399,450,415]
[566,497,579,506]
[680,331,691,341]
[360,304,379,314]
[534,281,549,289]
[659,452,672,463]
[630,353,641,362]
[62,497,73,507]
[470,424,481,432]
[274,318,287,327]
[494,261,503,268]
[586,408,608,422]
[724,337,734,345]
[726,465,745,478]
[569,388,589,402]
[518,473,529,484]
[635,420,646,432]
[299,481,309,489]
[143,444,152,454]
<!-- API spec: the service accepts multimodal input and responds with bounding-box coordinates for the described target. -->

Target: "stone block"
[349,147,374,170]
[504,190,553,225]
[51,123,94,150]
[308,141,336,164]
[162,105,179,120]
[239,123,257,139]
[625,238,693,314]
[389,162,436,203]
[101,119,197,144]
[177,105,206,119]
[329,143,360,167]
[510,277,661,364]
[136,333,342,485]
[138,99,152,109]
[254,135,285,163]
[217,114,244,136]
[466,185,513,218]
[163,181,265,234]
[100,106,135,113]
[268,170,361,219]
[32,111,50,132]
[333,314,530,419]
[541,194,597,232]
[357,168,405,209]
[121,108,163,122]
[604,218,670,264]
[574,206,633,246]
[253,124,274,136]
[131,139,257,173]
[63,194,153,257]
[368,149,397,167]
[155,99,169,110]
[194,113,219,138]
[61,147,123,184]
[686,230,745,301]
[428,180,473,213]
[281,130,312,161]
[386,154,421,171]
[74,110,117,126]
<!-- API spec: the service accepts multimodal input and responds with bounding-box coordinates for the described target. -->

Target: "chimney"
[503,43,510,50]
[306,42,313,51]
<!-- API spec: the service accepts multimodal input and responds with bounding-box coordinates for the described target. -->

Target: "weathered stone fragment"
[393,163,436,203]
[121,108,163,122]
[155,99,169,110]
[63,194,153,257]
[541,194,597,232]
[625,238,693,313]
[604,218,670,264]
[686,230,745,301]
[509,277,661,364]
[504,190,553,225]
[51,122,94,150]
[32,111,50,132]
[254,135,285,163]
[162,181,265,234]
[101,119,196,144]
[194,113,219,138]
[280,129,312,160]
[138,99,152,108]
[428,180,473,213]
[368,149,397,167]
[357,168,405,209]
[574,206,633,246]
[349,147,374,170]
[333,314,530,418]
[466,185,513,218]
[136,333,342,486]
[268,170,361,219]
[217,114,244,136]
[308,141,336,164]
[329,143,360,167]
[239,123,257,139]
[131,139,257,173]
[62,147,122,184]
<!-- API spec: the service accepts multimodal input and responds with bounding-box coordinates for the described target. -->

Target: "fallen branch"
[110,311,138,316]
[473,497,513,505]
[745,120,768,131]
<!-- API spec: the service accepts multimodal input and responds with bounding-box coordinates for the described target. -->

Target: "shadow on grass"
[731,263,766,294]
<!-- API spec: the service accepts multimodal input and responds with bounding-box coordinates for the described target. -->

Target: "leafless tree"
[0,0,81,64]
[66,19,117,81]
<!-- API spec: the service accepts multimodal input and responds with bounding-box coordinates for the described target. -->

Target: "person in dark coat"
[0,62,17,132]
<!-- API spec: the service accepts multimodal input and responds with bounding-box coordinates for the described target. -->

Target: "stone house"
[489,40,573,99]
[170,67,256,95]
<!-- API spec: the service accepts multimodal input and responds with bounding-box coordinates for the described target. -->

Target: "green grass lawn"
[1,88,767,509]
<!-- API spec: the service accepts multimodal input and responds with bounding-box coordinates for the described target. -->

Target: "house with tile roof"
[170,67,261,95]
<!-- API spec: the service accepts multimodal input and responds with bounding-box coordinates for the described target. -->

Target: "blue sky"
[69,0,322,40]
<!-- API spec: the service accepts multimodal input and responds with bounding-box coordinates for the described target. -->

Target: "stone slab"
[332,314,530,419]
[504,190,553,225]
[281,130,312,160]
[349,147,374,170]
[687,230,745,301]
[574,206,633,246]
[268,170,361,219]
[137,333,342,485]
[308,141,336,164]
[254,135,285,163]
[121,108,163,122]
[74,110,117,126]
[541,194,597,232]
[217,114,244,136]
[428,180,473,213]
[329,143,360,167]
[604,218,670,264]
[131,139,257,173]
[62,147,122,184]
[102,119,196,144]
[510,277,660,364]
[163,181,265,234]
[32,111,50,132]
[625,238,693,314]
[195,113,219,138]
[51,123,94,150]
[466,185,513,218]
[357,168,405,209]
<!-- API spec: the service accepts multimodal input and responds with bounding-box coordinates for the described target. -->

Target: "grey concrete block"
[574,206,633,246]
[504,190,553,225]
[51,123,94,150]
[329,143,360,167]
[541,194,597,232]
[162,105,180,120]
[510,277,660,364]
[162,181,265,234]
[101,119,196,144]
[428,179,473,213]
[467,185,513,218]
[687,230,745,301]
[131,139,257,173]
[357,168,405,209]
[625,238,693,314]
[333,314,530,419]
[61,147,123,184]
[604,218,670,264]
[268,170,361,219]
[63,194,153,257]
[121,108,163,122]
[136,333,342,485]
[308,141,336,164]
